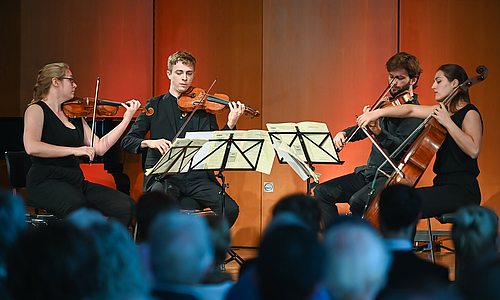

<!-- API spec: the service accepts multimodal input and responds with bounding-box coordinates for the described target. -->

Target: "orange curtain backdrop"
[19,0,153,110]
[400,0,500,222]
[154,0,264,246]
[261,0,399,230]
[19,0,153,199]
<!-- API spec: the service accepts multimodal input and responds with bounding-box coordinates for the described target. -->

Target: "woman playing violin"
[358,64,483,217]
[24,62,141,226]
[121,51,246,227]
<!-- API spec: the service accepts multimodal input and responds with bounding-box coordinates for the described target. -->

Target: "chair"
[4,151,55,226]
[133,196,215,242]
[179,197,243,268]
[180,196,216,216]
[427,213,456,264]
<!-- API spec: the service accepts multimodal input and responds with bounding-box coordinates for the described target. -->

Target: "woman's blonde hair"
[31,62,70,104]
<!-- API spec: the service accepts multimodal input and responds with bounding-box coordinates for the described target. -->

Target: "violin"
[178,86,260,118]
[341,90,414,149]
[363,65,489,228]
[373,91,413,110]
[62,97,154,118]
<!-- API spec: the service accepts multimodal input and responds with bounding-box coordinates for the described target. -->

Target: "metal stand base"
[222,249,245,270]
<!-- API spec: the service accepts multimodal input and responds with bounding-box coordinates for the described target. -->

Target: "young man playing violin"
[122,51,245,226]
[314,52,423,229]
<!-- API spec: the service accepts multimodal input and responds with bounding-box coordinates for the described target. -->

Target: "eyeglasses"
[62,77,74,84]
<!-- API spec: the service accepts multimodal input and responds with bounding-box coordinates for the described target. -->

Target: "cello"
[362,65,489,228]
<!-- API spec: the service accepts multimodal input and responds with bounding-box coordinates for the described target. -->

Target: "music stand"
[187,133,265,267]
[144,138,208,178]
[268,125,343,195]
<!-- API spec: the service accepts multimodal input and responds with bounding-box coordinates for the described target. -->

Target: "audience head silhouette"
[68,208,149,299]
[452,205,499,274]
[258,224,325,300]
[324,217,391,300]
[7,222,100,299]
[272,193,321,233]
[149,211,214,285]
[0,191,26,270]
[136,191,179,242]
[378,184,422,238]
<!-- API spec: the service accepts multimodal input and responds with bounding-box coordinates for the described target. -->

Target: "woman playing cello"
[357,64,483,217]
[24,62,141,226]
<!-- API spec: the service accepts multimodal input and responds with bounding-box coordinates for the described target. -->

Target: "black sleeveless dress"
[26,101,135,226]
[416,103,482,217]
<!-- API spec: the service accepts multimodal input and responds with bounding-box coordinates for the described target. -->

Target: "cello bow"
[362,65,488,228]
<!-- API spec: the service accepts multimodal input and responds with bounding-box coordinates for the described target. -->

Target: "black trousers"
[416,172,481,218]
[314,172,387,228]
[26,164,136,227]
[149,172,240,227]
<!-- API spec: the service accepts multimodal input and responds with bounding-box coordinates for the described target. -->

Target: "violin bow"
[89,77,100,165]
[342,77,398,147]
[171,77,218,143]
[376,65,489,175]
[155,77,218,182]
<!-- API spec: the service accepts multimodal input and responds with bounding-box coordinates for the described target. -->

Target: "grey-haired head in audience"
[67,207,150,299]
[148,211,214,285]
[323,217,392,300]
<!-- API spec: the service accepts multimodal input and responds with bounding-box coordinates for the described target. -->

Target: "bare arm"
[357,104,436,127]
[23,104,95,160]
[83,100,141,156]
[433,106,482,159]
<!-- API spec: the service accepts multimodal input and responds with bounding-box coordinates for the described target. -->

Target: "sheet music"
[266,121,339,163]
[272,140,319,182]
[145,138,208,176]
[266,122,301,154]
[184,130,275,174]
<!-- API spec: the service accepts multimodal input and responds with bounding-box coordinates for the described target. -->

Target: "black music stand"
[145,138,208,179]
[268,126,343,196]
[187,133,265,267]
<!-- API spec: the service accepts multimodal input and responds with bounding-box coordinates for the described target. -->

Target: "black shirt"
[344,94,422,178]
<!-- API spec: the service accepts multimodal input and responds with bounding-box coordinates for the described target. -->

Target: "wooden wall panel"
[0,1,21,117]
[400,0,500,228]
[20,0,153,108]
[262,0,399,231]
[155,0,263,246]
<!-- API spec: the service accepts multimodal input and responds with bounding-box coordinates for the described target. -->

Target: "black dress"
[416,103,482,217]
[26,101,136,226]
